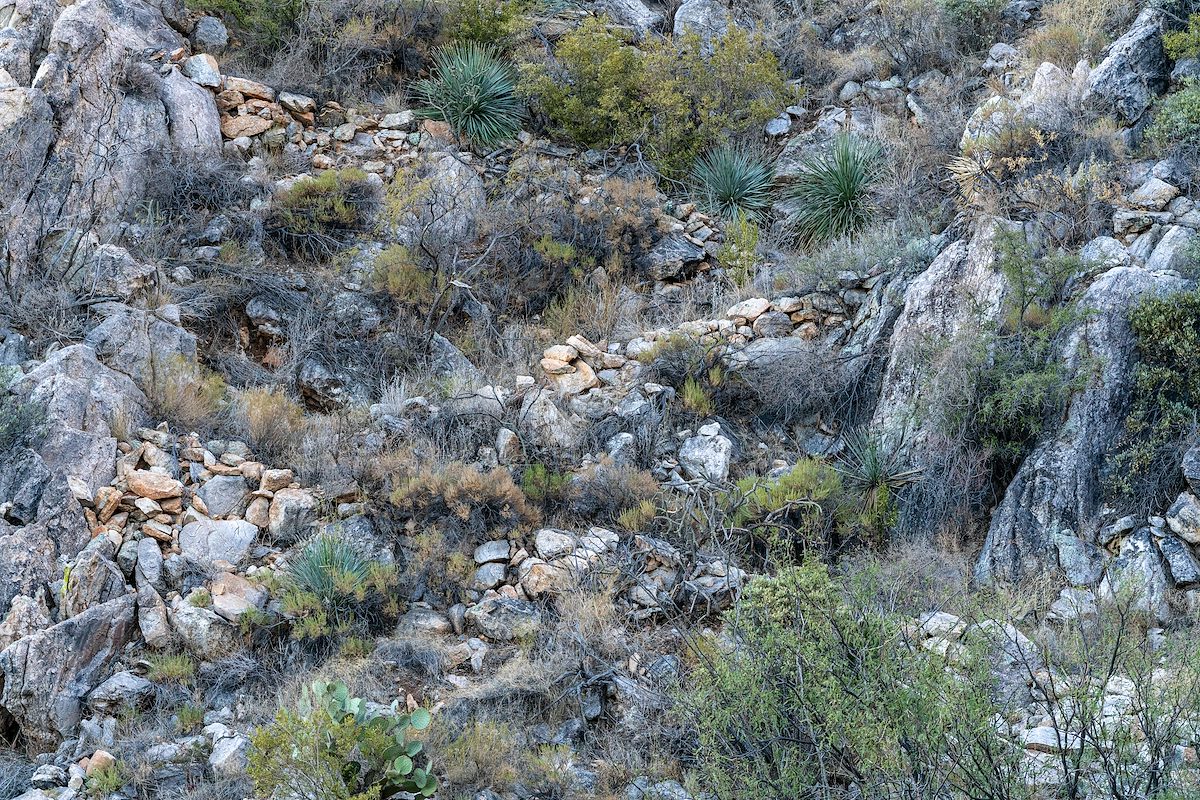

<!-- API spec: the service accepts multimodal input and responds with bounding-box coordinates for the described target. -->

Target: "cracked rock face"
[977,266,1189,585]
[0,593,136,751]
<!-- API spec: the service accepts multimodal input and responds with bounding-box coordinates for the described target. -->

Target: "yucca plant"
[413,42,523,148]
[787,134,882,246]
[283,534,398,639]
[691,146,776,221]
[834,431,922,542]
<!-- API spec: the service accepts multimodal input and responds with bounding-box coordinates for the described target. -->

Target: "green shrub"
[726,458,848,559]
[175,703,206,733]
[279,534,400,641]
[86,763,125,798]
[248,679,436,799]
[1147,82,1200,154]
[1106,288,1200,513]
[965,233,1082,469]
[690,146,776,222]
[442,0,527,47]
[939,0,1006,51]
[519,18,644,152]
[678,562,1024,800]
[368,245,433,305]
[414,42,524,148]
[1165,14,1200,61]
[786,135,882,246]
[266,168,380,260]
[521,462,571,506]
[522,19,790,177]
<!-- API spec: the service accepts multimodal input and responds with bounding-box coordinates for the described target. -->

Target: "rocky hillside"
[5,0,1200,798]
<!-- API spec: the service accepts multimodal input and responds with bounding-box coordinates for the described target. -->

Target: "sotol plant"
[691,146,776,222]
[787,135,882,246]
[414,42,523,148]
[281,534,399,640]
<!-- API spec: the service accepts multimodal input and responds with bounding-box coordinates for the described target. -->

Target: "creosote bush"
[1147,82,1200,157]
[679,562,1200,800]
[414,42,523,148]
[248,680,436,800]
[521,18,790,177]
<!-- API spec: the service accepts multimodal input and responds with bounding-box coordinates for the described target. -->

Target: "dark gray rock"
[464,597,543,641]
[190,15,227,52]
[197,475,250,518]
[636,235,706,280]
[1158,534,1200,589]
[87,670,155,714]
[0,449,89,617]
[1083,8,1168,123]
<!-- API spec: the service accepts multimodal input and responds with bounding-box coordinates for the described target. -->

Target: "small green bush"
[266,168,381,260]
[368,245,434,305]
[280,534,400,641]
[786,135,882,246]
[1147,82,1200,154]
[726,458,848,559]
[678,562,1021,800]
[144,653,196,684]
[86,763,125,798]
[414,42,524,148]
[1165,14,1200,61]
[521,19,790,177]
[690,146,776,222]
[521,462,571,507]
[442,0,527,47]
[965,233,1082,469]
[1106,288,1200,513]
[249,679,436,799]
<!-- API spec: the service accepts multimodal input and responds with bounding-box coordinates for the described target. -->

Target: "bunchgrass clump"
[691,146,776,222]
[787,135,881,246]
[144,653,196,684]
[414,42,523,148]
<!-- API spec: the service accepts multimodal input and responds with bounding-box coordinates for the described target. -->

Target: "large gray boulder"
[1083,8,1168,123]
[601,0,661,34]
[179,519,258,566]
[2,0,219,278]
[871,221,1009,452]
[15,344,148,496]
[976,266,1188,584]
[84,304,198,390]
[673,0,735,42]
[0,593,137,751]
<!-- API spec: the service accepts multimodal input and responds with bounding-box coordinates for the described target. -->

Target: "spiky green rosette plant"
[414,42,523,148]
[691,146,776,221]
[787,134,881,245]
